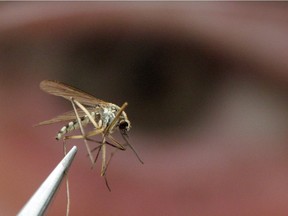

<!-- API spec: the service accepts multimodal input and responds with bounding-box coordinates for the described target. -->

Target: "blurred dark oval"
[59,36,223,133]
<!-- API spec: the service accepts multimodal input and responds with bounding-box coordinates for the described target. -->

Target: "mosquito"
[35,80,144,216]
[36,80,143,185]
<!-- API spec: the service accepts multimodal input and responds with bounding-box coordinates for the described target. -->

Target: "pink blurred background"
[1,2,288,216]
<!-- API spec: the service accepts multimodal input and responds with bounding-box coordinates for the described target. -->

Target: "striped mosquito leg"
[70,97,94,165]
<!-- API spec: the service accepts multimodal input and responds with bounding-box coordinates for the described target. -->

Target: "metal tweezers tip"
[18,146,77,216]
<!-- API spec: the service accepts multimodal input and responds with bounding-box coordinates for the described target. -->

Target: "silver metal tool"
[18,146,77,216]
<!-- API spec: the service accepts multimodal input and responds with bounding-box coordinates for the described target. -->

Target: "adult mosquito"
[36,80,143,187]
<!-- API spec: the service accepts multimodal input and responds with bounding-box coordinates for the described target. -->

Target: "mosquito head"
[119,119,131,135]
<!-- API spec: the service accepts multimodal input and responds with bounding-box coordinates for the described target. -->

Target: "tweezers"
[18,146,78,216]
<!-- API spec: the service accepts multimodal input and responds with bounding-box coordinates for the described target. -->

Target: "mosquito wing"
[40,80,108,107]
[35,107,96,126]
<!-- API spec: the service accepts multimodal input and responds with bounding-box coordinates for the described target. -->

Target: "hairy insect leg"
[106,134,143,164]
[100,102,128,181]
[100,136,128,191]
[98,144,119,192]
[64,128,104,140]
[101,138,107,176]
[92,145,102,165]
[65,167,70,216]
[73,99,99,128]
[62,139,70,216]
[88,136,125,151]
[88,138,124,165]
[65,128,109,176]
[102,147,122,192]
[88,141,125,170]
[101,135,130,177]
[99,134,128,177]
[64,128,105,167]
[104,176,111,192]
[103,152,115,192]
[70,98,94,165]
[108,135,126,150]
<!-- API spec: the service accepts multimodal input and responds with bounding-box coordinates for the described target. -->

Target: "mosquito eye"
[119,121,129,130]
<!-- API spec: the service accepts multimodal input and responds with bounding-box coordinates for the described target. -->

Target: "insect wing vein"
[40,80,107,107]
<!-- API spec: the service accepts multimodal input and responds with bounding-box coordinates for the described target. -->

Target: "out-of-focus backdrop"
[1,2,288,216]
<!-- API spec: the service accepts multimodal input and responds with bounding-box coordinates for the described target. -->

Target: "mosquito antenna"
[103,151,117,192]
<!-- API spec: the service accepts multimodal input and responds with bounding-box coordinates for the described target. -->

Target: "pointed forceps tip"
[18,146,78,216]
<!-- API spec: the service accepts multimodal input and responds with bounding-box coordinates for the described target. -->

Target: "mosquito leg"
[104,155,113,192]
[89,139,124,165]
[89,138,124,150]
[101,102,129,179]
[108,135,126,150]
[63,128,107,168]
[93,145,102,165]
[70,97,94,165]
[81,141,102,165]
[102,148,119,192]
[100,102,128,176]
[63,126,104,141]
[63,139,67,156]
[66,133,107,174]
[64,128,104,140]
[62,139,70,216]
[107,134,143,164]
[99,135,127,179]
[65,171,70,216]
[101,137,107,177]
[73,99,99,128]
[100,135,128,191]
[63,133,101,165]
[104,176,111,192]
[72,100,105,168]
[85,138,120,166]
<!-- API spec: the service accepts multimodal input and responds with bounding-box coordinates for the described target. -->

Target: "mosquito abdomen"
[56,112,96,140]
